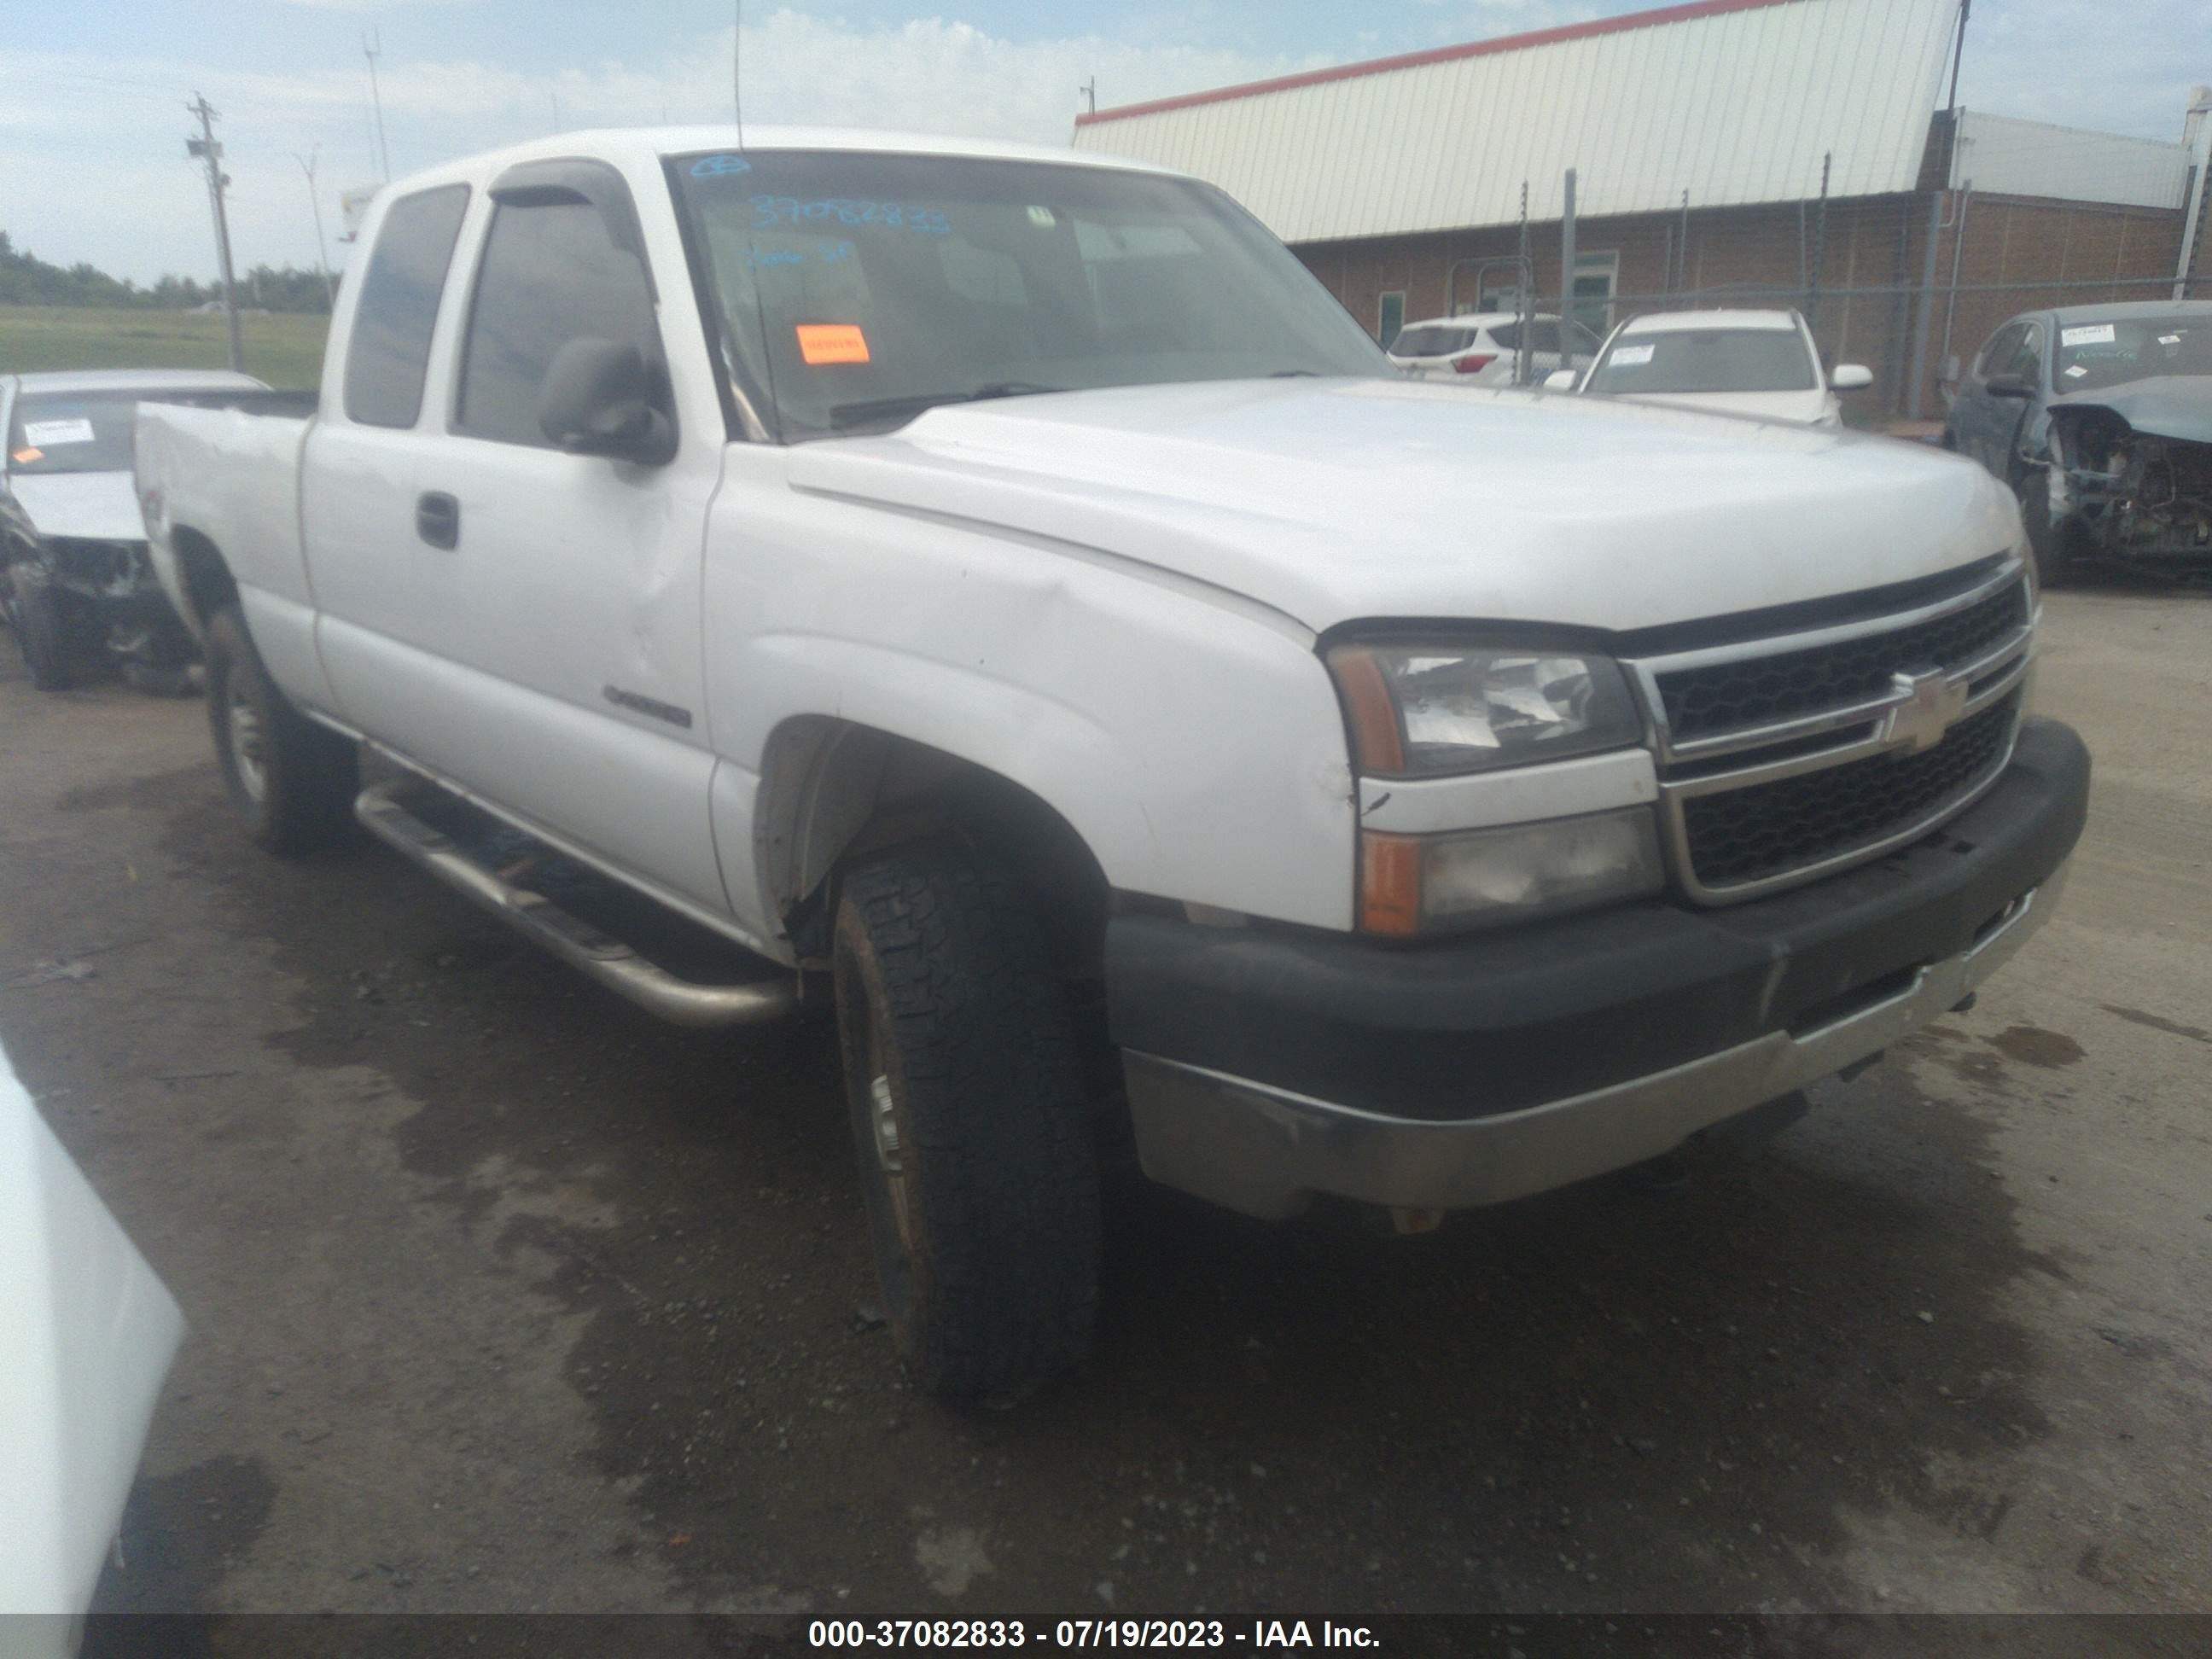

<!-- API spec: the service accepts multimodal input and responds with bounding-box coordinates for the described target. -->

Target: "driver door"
[352,160,730,919]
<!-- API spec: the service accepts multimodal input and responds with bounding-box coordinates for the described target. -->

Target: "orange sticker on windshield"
[11,448,42,463]
[796,323,870,365]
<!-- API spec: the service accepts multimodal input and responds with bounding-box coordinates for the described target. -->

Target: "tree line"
[1,230,334,313]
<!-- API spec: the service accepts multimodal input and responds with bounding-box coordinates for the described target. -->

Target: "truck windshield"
[7,392,143,475]
[673,150,1389,439]
[2053,315,2212,393]
[1583,329,1817,395]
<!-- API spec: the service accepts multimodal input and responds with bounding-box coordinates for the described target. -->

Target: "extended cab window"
[673,150,1387,439]
[343,184,469,429]
[455,191,660,447]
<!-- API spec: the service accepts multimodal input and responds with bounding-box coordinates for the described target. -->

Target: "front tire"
[8,562,81,691]
[203,605,358,853]
[833,842,1101,1403]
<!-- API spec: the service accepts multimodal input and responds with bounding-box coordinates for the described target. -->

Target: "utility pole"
[1558,167,1578,375]
[1807,151,1831,330]
[1947,1,1971,114]
[186,94,244,373]
[295,146,336,311]
[1080,78,1097,116]
[364,27,391,181]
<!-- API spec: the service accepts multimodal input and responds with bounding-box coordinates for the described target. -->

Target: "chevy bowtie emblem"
[1884,668,1967,754]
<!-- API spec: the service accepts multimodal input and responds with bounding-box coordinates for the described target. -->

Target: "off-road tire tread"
[838,844,1100,1402]
[203,605,358,853]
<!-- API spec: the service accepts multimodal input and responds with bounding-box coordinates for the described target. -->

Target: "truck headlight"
[1360,808,1663,936]
[1328,643,1643,777]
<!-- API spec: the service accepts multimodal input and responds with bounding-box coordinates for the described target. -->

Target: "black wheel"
[8,562,80,691]
[833,841,1101,1403]
[202,605,358,853]
[2019,471,2072,589]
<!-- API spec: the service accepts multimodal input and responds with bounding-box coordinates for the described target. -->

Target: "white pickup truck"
[137,126,2089,1401]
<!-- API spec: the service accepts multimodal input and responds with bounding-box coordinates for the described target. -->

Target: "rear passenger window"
[343,185,469,429]
[454,198,659,448]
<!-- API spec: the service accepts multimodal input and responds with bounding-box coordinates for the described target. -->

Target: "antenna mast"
[364,27,391,181]
[732,1,745,142]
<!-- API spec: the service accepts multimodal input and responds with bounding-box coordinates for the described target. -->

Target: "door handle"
[416,491,460,550]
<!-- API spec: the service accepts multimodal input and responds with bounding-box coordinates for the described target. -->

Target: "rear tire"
[833,842,1101,1404]
[8,562,79,691]
[203,605,358,853]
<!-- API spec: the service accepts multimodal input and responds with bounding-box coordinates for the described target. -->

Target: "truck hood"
[2047,375,2212,445]
[5,470,144,542]
[789,378,2017,634]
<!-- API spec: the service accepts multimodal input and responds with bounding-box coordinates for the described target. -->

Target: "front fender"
[703,453,1359,934]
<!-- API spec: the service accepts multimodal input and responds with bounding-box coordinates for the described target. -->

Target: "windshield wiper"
[1268,369,1321,377]
[829,381,1062,429]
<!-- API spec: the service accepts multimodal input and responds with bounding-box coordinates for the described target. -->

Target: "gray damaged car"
[1943,301,2210,585]
[3,368,271,692]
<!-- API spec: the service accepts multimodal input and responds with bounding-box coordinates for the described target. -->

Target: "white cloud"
[0,2,2202,287]
[0,10,1319,282]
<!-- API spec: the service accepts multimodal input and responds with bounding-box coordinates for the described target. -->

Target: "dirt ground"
[2,583,2207,1633]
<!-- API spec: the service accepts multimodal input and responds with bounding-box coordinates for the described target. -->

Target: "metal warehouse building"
[1073,0,2211,419]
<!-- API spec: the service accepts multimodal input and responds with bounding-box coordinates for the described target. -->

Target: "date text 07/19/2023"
[806,1619,1381,1649]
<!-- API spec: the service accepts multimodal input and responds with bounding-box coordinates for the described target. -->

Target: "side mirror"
[1543,369,1580,393]
[1830,363,1873,391]
[538,338,677,465]
[1983,374,2035,400]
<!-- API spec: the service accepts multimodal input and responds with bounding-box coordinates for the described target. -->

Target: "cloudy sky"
[2,1,2202,284]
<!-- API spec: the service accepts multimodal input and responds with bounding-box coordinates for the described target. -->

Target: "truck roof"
[380,125,1186,196]
[6,369,269,396]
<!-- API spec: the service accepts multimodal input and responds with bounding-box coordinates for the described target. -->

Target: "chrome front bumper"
[1121,864,2066,1220]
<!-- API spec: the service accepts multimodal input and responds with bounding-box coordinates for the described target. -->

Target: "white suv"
[1387,311,1602,386]
[1553,308,1871,426]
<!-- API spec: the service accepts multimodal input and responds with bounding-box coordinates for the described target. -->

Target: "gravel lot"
[3,584,2207,1630]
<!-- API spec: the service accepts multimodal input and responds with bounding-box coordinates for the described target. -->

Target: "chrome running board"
[354,780,795,1029]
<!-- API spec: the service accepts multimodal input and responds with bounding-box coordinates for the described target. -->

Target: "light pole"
[295,146,336,311]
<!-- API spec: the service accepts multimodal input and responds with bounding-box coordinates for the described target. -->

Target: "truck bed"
[135,394,317,649]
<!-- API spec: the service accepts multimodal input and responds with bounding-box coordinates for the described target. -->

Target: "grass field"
[0,304,328,389]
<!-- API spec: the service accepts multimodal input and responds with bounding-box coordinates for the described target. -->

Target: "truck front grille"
[1680,692,2019,889]
[1626,563,2034,904]
[1655,579,2028,742]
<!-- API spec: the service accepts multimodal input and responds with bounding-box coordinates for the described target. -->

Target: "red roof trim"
[1075,0,1801,127]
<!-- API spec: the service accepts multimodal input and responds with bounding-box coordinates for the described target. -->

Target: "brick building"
[1073,0,2211,419]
